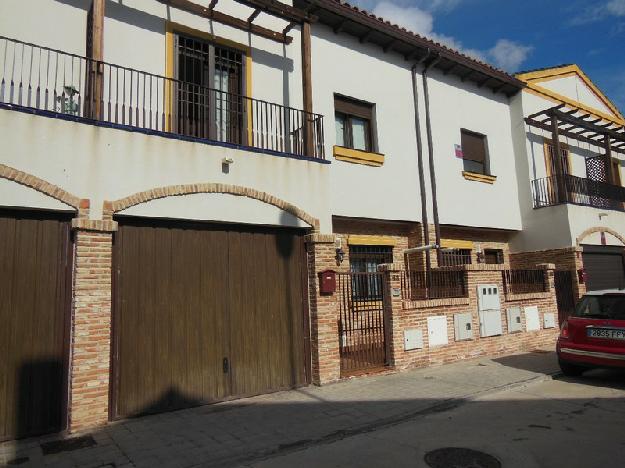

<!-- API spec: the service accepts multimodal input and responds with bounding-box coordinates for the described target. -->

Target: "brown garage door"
[582,245,625,291]
[112,218,309,419]
[0,209,71,440]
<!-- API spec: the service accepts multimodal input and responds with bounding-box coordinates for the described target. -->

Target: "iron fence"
[0,35,325,159]
[532,174,625,211]
[502,269,548,295]
[401,269,468,301]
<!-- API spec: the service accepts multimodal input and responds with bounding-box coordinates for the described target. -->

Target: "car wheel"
[559,360,585,377]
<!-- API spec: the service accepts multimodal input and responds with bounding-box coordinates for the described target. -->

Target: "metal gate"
[337,272,387,376]
[554,270,576,324]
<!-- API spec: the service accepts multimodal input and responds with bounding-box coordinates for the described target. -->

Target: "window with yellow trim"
[172,32,246,144]
[334,95,377,152]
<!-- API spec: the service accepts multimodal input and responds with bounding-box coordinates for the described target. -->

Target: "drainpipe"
[410,51,432,275]
[421,53,442,265]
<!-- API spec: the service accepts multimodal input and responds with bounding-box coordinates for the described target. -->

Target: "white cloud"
[606,0,625,16]
[570,0,625,24]
[487,39,533,72]
[372,2,434,36]
[365,1,531,70]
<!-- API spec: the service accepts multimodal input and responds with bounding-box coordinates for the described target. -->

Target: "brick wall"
[382,266,559,371]
[68,228,114,432]
[305,233,341,384]
[510,247,586,299]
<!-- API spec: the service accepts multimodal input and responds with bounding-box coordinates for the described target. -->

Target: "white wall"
[0,108,331,230]
[424,69,522,230]
[0,0,88,56]
[310,24,422,224]
[540,75,615,117]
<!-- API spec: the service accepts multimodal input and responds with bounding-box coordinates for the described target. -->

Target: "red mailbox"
[318,269,336,294]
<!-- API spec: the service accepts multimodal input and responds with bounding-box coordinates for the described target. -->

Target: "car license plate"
[587,328,625,340]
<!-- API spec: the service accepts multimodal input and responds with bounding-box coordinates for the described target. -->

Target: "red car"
[557,290,625,376]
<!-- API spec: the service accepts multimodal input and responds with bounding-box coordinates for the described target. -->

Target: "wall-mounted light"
[335,237,345,266]
[221,156,234,174]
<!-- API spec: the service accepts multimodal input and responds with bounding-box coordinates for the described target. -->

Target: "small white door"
[427,316,449,347]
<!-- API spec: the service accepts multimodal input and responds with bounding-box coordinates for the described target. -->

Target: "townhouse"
[0,0,618,441]
[510,64,625,300]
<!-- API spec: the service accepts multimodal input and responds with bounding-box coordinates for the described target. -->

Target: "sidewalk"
[1,350,560,468]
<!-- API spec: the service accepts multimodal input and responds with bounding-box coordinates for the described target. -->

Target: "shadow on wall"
[4,353,625,467]
[3,360,65,442]
[54,0,165,35]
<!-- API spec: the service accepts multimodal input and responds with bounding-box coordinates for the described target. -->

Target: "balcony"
[0,36,325,161]
[532,174,625,212]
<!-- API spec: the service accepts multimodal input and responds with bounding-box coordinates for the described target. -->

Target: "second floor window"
[334,95,376,152]
[461,129,490,175]
[175,33,244,142]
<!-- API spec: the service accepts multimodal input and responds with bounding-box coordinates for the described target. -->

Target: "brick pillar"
[305,233,341,385]
[68,219,117,432]
[378,263,404,368]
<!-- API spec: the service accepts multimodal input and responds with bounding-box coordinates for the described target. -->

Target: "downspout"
[410,51,432,274]
[421,54,442,264]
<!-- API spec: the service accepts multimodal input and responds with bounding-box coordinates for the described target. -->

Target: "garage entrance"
[582,244,625,291]
[0,209,72,440]
[111,218,309,419]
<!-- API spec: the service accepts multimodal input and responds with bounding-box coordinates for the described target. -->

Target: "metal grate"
[401,269,468,301]
[439,248,472,267]
[337,272,387,376]
[502,269,548,295]
[0,35,325,159]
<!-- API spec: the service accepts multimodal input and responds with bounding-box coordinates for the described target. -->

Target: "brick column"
[305,233,341,385]
[68,219,117,432]
[378,263,404,368]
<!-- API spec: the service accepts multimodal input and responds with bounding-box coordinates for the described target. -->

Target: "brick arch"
[105,183,320,230]
[0,163,82,210]
[576,226,625,247]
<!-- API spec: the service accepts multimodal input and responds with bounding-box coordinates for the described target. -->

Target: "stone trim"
[504,291,552,302]
[402,296,470,310]
[0,163,85,213]
[104,183,319,230]
[576,226,625,247]
[305,233,336,244]
[72,218,119,232]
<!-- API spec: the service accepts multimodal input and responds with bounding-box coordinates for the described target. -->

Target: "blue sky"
[350,0,625,112]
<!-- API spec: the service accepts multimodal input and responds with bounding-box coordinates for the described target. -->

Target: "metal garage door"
[0,209,71,440]
[582,245,625,291]
[111,218,309,419]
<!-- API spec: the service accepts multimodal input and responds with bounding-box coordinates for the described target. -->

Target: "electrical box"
[318,270,336,295]
[479,310,503,337]
[525,306,541,331]
[543,312,556,329]
[427,316,449,347]
[404,328,424,351]
[454,312,473,341]
[477,284,501,312]
[506,307,523,333]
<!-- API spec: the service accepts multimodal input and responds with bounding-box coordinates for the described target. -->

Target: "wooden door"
[0,209,71,440]
[228,230,307,397]
[113,219,308,419]
[113,221,231,418]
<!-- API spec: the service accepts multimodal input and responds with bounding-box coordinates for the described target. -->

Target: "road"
[250,369,625,468]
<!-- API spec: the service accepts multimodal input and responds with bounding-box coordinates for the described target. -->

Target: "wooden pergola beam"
[247,8,261,23]
[158,0,293,43]
[525,117,625,155]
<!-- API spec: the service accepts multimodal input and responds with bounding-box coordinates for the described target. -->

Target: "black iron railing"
[401,269,468,301]
[532,174,625,211]
[0,36,325,159]
[502,269,548,295]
